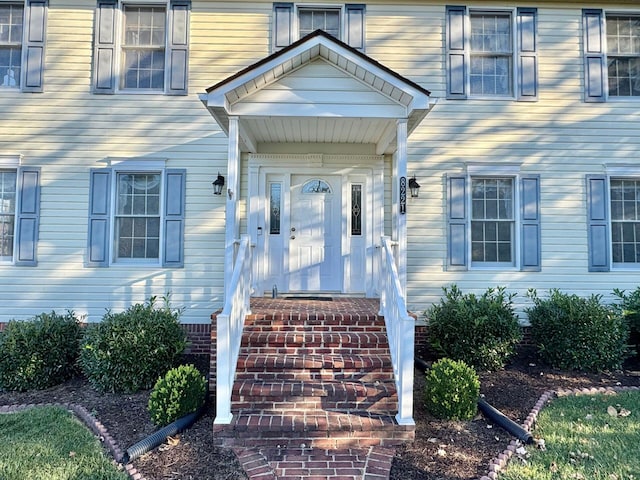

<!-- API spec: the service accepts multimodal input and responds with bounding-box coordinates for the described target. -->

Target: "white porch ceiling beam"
[376,121,398,155]
[239,122,258,153]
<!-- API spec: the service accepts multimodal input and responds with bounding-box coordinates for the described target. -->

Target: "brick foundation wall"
[181,323,212,355]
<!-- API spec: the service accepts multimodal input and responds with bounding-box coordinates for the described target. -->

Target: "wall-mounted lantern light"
[408,176,421,198]
[212,173,225,195]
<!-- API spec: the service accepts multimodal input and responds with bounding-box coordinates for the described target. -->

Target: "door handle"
[290,235,296,240]
[290,227,296,232]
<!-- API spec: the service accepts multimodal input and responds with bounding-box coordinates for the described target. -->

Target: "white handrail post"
[215,311,233,424]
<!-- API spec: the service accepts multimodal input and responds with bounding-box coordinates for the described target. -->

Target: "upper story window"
[606,16,640,97]
[87,165,186,267]
[584,10,640,102]
[0,1,46,93]
[272,3,365,52]
[447,169,541,271]
[446,6,538,101]
[470,12,513,97]
[0,4,23,88]
[92,0,190,95]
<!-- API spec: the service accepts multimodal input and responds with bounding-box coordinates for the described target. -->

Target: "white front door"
[288,175,342,292]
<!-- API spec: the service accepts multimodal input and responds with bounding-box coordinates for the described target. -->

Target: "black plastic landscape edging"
[122,406,206,464]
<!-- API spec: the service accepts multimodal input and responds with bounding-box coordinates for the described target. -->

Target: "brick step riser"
[235,371,395,382]
[236,356,393,371]
[245,315,383,324]
[238,347,391,356]
[231,399,398,412]
[243,325,387,333]
[213,434,414,449]
[242,336,389,349]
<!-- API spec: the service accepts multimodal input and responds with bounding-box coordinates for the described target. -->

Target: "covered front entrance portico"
[202,29,433,299]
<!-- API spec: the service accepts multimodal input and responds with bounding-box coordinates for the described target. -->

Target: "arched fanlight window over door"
[301,179,332,194]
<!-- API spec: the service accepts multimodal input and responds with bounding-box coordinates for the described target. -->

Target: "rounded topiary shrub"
[148,364,207,427]
[425,285,522,371]
[0,311,82,392]
[79,296,187,393]
[526,289,629,372]
[424,358,480,421]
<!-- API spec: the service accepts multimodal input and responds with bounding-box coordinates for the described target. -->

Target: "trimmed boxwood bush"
[526,289,629,372]
[612,287,640,358]
[148,364,207,427]
[424,358,480,421]
[425,285,522,371]
[0,311,82,391]
[79,296,186,393]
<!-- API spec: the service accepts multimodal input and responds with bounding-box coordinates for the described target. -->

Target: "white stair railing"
[214,234,252,425]
[379,236,415,425]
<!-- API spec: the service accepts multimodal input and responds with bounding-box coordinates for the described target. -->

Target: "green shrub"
[526,289,629,371]
[0,311,82,391]
[424,358,480,421]
[425,285,522,371]
[148,364,207,426]
[79,296,186,393]
[612,287,640,357]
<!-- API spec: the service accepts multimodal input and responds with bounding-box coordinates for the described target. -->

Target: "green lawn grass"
[500,390,640,480]
[0,406,128,480]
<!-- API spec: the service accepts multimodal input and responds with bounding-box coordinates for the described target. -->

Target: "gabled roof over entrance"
[202,30,432,154]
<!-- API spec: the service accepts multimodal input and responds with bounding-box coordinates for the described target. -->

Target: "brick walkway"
[228,297,399,480]
[233,445,396,480]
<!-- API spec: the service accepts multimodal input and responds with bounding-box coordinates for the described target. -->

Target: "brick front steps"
[213,299,414,451]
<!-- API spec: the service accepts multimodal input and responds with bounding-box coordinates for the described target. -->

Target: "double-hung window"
[92,0,190,95]
[0,0,46,92]
[469,12,513,96]
[0,157,40,266]
[273,3,365,51]
[87,166,185,267]
[447,169,541,271]
[471,177,514,265]
[446,6,538,101]
[584,10,640,101]
[587,174,640,270]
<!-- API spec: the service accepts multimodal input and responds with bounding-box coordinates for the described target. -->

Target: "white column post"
[225,117,240,299]
[395,119,408,294]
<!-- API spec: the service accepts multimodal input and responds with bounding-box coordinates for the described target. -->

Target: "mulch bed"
[1,349,639,480]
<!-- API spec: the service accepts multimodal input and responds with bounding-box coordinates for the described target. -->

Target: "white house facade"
[1,0,640,332]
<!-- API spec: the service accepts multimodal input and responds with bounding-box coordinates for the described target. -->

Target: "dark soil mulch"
[1,350,639,480]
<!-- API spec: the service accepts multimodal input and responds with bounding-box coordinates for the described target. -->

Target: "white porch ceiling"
[202,31,432,155]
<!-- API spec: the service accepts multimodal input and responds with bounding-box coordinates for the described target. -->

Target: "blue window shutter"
[517,8,538,102]
[163,169,186,267]
[520,175,541,271]
[273,3,293,50]
[447,175,467,269]
[22,0,47,93]
[583,9,605,103]
[87,169,111,267]
[15,167,41,266]
[446,6,467,99]
[586,175,610,271]
[167,0,190,95]
[345,4,365,51]
[92,0,117,94]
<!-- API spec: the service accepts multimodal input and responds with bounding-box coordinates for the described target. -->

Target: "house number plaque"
[400,176,407,215]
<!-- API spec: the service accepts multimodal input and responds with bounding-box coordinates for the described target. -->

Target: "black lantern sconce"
[212,173,225,195]
[408,176,421,198]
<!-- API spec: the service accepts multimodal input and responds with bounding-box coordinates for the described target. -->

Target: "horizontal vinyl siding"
[3,0,640,324]
[405,3,640,318]
[0,0,231,324]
